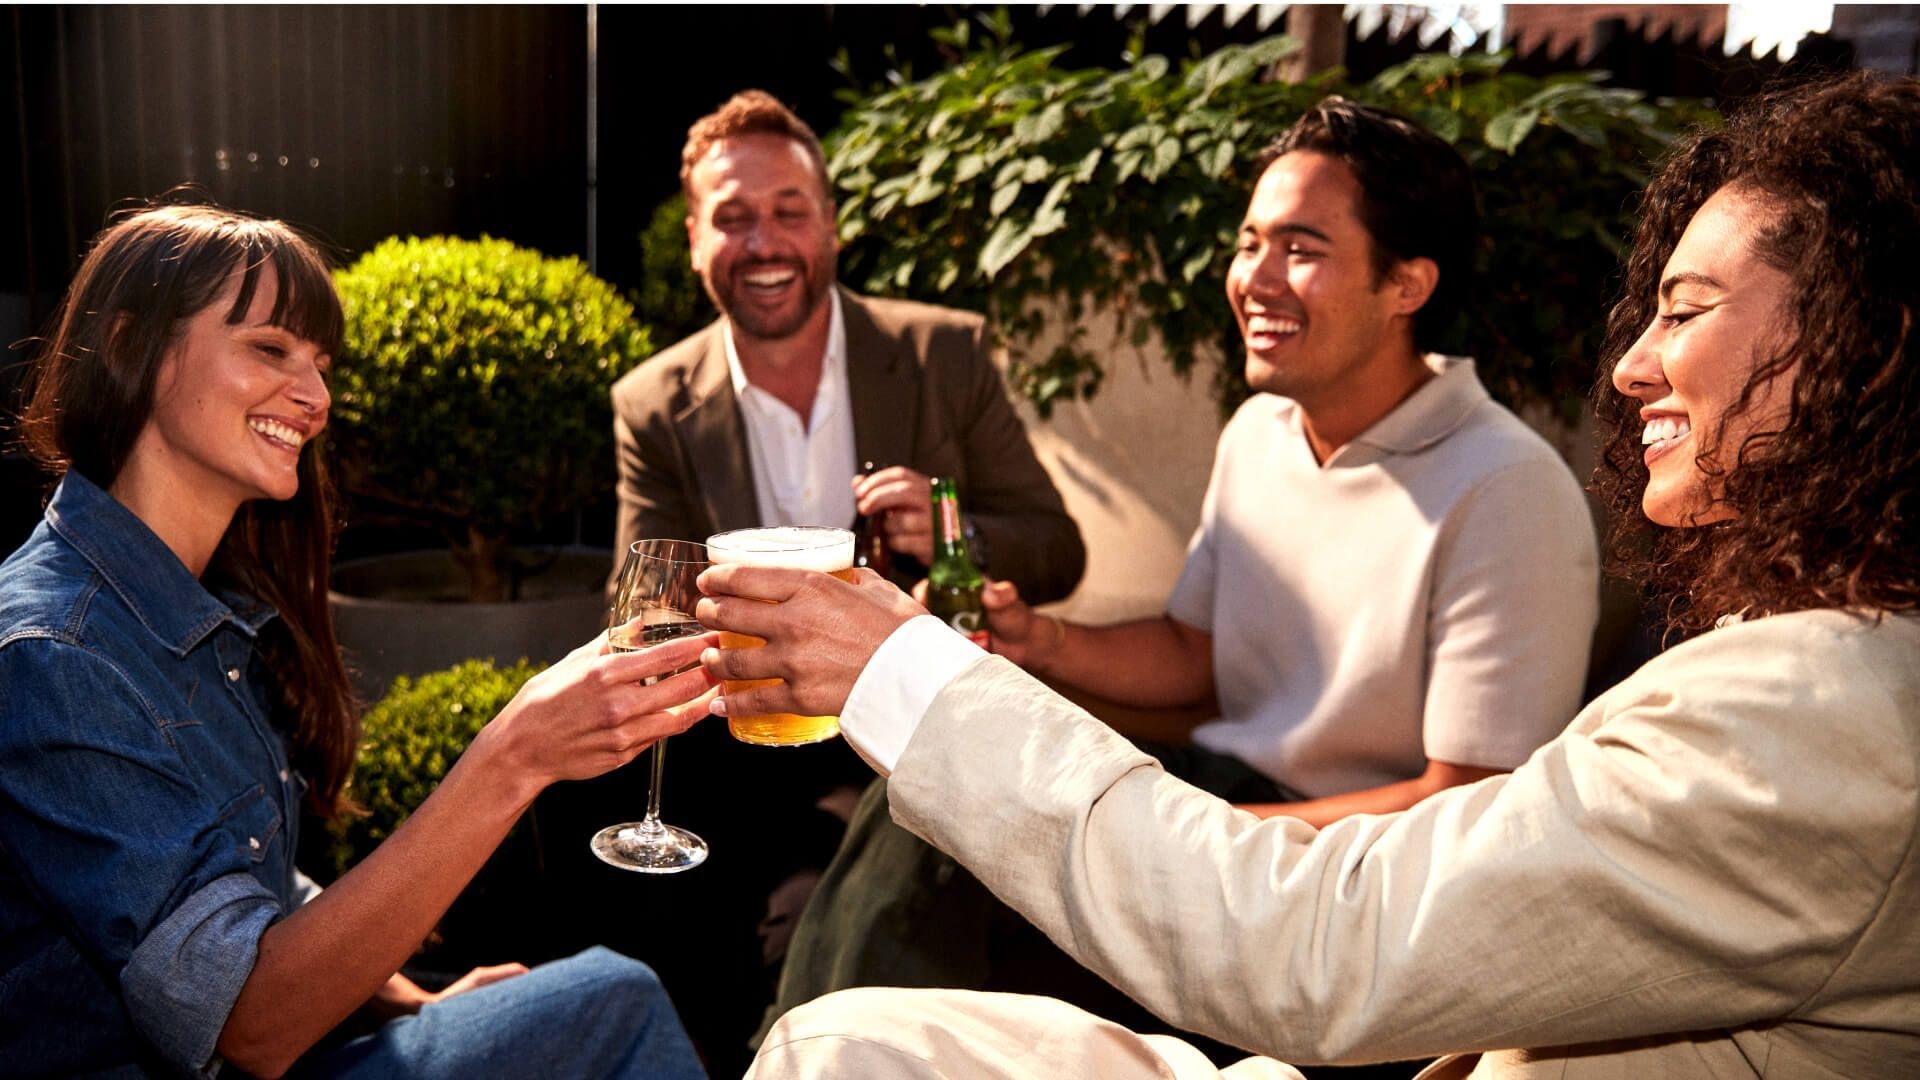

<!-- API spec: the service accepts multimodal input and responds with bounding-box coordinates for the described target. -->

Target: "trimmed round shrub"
[330,236,652,598]
[327,658,544,878]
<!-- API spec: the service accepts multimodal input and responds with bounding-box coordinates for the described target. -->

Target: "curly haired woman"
[694,72,1920,1079]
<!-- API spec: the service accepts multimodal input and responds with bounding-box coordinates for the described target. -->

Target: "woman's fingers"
[598,630,718,683]
[702,671,802,720]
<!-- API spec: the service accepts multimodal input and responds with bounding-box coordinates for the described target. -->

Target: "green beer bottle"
[927,476,989,648]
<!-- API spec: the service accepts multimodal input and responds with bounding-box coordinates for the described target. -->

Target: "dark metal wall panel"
[6,4,586,307]
[1,4,589,556]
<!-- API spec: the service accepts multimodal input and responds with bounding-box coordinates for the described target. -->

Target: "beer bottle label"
[938,494,964,546]
[948,609,990,649]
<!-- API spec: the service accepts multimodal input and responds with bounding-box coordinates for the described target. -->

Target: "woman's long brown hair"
[21,200,359,817]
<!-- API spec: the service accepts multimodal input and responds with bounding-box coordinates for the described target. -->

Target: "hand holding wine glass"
[592,539,713,873]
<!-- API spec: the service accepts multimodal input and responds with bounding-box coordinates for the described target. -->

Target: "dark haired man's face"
[1227,152,1416,409]
[686,134,838,343]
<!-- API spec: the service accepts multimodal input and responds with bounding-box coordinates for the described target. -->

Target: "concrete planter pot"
[329,547,612,702]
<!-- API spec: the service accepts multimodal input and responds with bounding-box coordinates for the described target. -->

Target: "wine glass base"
[591,822,709,874]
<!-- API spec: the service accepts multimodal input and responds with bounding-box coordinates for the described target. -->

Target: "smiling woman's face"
[1610,186,1799,528]
[131,265,333,515]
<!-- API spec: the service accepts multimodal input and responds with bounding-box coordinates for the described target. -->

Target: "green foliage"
[826,20,1712,418]
[331,236,653,537]
[635,193,714,348]
[326,659,543,878]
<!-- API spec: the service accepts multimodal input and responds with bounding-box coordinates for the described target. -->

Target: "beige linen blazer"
[608,288,1084,604]
[889,608,1920,1077]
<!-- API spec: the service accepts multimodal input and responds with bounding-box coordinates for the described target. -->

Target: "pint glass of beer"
[706,526,857,745]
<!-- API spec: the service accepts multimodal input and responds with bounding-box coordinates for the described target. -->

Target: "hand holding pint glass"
[705,526,856,745]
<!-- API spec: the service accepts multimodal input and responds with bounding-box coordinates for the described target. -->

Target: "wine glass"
[591,539,710,873]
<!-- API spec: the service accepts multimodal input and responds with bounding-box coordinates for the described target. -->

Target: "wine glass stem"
[643,737,669,826]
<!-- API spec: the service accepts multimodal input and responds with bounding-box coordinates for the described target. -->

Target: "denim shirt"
[0,472,314,1077]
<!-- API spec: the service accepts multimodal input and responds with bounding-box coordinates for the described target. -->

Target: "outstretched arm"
[976,579,1217,723]
[1235,760,1501,827]
[217,634,717,1077]
[882,618,1911,1066]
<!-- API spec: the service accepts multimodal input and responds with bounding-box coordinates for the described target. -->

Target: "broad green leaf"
[1202,139,1234,178]
[1144,136,1181,181]
[1180,246,1213,283]
[1550,112,1609,149]
[1132,54,1169,82]
[978,217,1033,279]
[1484,107,1539,154]
[916,145,952,177]
[953,152,990,184]
[990,180,1022,217]
[1415,107,1465,144]
[1522,81,1599,111]
[1115,122,1165,150]
[1029,102,1068,144]
[904,172,945,208]
[1073,147,1104,182]
[1036,176,1072,216]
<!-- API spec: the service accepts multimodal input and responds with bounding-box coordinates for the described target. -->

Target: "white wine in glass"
[591,539,709,873]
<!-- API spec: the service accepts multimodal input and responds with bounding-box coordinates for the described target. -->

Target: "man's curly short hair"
[680,90,830,207]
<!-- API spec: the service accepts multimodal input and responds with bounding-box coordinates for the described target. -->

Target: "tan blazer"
[889,608,1920,1077]
[609,288,1084,602]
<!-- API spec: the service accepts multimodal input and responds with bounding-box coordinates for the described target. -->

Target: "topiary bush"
[330,236,653,601]
[634,192,713,349]
[825,16,1714,420]
[326,658,544,879]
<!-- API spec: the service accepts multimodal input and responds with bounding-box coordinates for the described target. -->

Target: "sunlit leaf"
[1485,107,1539,154]
[978,217,1032,279]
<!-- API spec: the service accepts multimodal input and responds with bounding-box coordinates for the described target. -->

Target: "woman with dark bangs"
[698,72,1920,1078]
[0,203,713,1078]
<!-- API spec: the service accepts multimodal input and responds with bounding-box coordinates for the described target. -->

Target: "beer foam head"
[706,526,854,571]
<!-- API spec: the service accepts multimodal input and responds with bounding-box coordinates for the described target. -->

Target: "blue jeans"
[293,947,705,1079]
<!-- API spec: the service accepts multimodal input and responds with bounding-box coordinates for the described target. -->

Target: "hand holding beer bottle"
[911,575,1065,671]
[851,466,935,565]
[851,461,894,579]
[925,477,989,648]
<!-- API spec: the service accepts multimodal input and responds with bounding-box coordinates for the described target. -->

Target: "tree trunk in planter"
[455,524,512,603]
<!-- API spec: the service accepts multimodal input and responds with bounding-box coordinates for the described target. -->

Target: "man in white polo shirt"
[754,98,1599,1067]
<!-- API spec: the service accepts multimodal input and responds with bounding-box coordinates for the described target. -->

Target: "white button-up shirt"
[724,290,859,531]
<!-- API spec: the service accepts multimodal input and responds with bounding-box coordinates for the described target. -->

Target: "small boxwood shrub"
[330,235,653,600]
[635,192,713,348]
[327,658,544,878]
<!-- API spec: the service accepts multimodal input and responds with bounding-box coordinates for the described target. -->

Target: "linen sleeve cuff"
[121,871,280,1078]
[840,615,989,775]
